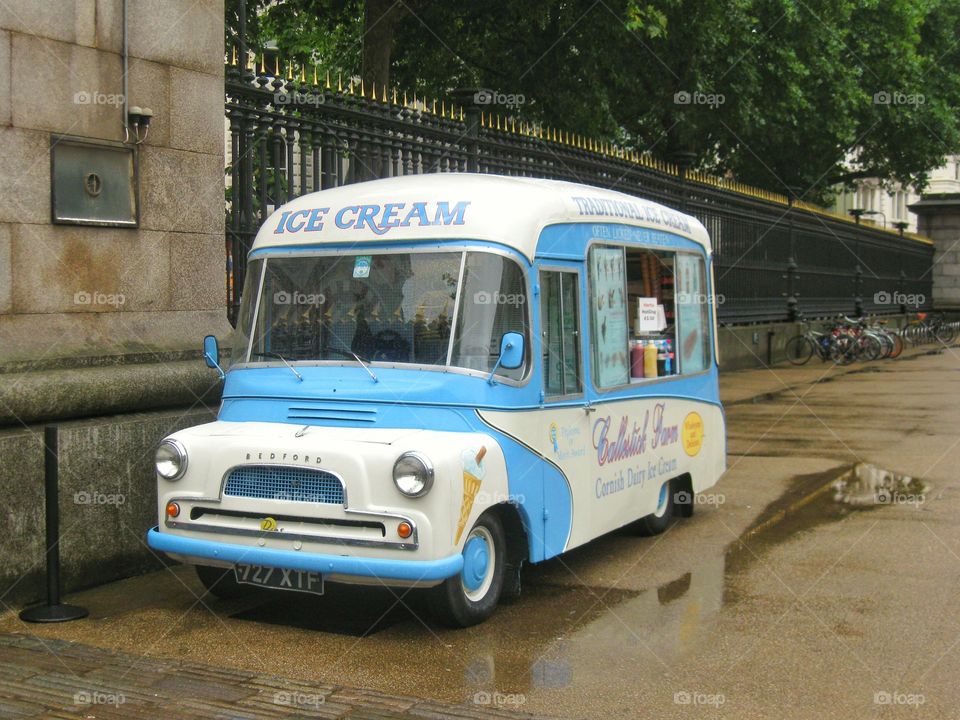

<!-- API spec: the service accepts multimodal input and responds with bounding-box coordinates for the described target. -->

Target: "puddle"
[832,462,929,508]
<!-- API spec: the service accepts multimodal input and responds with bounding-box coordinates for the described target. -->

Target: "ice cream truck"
[146,174,726,626]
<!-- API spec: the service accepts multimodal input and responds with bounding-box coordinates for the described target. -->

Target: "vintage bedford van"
[146,174,726,626]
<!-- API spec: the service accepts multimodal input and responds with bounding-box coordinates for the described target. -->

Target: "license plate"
[233,564,324,595]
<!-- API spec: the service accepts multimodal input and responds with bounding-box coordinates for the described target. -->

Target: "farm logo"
[681,412,704,457]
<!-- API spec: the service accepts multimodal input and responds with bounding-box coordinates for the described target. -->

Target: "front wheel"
[784,335,814,365]
[429,512,505,627]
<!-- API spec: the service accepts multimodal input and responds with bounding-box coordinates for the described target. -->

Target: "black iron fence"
[224,59,934,326]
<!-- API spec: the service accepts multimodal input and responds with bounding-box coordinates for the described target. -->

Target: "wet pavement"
[3,346,960,718]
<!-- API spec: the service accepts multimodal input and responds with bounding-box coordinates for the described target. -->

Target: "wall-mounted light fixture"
[126,107,153,145]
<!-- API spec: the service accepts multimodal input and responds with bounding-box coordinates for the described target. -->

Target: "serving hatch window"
[588,243,713,389]
[235,250,529,379]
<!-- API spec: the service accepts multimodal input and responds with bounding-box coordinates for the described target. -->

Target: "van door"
[538,267,593,551]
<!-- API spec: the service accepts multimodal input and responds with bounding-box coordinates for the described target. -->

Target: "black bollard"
[19,426,88,623]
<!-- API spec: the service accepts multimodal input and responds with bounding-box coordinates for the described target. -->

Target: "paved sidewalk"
[0,633,554,719]
[3,346,955,719]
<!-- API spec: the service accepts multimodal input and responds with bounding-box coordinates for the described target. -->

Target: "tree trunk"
[362,0,405,96]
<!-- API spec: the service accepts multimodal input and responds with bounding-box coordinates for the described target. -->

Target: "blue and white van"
[147,174,726,626]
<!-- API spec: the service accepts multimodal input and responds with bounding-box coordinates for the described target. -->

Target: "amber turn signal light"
[397,521,413,539]
[166,502,180,518]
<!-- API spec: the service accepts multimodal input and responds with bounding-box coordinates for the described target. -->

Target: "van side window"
[588,246,630,388]
[589,243,711,387]
[675,254,712,373]
[540,270,582,397]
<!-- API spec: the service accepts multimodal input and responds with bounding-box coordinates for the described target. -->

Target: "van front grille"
[223,465,345,505]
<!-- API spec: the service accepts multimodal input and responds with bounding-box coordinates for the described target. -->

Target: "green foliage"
[228,0,960,203]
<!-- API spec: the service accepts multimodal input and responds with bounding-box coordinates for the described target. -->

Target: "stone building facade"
[0,1,229,602]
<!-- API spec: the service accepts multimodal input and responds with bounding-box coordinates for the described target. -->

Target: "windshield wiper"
[325,348,378,384]
[253,352,303,382]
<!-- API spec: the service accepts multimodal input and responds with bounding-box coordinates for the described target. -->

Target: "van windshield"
[233,250,528,380]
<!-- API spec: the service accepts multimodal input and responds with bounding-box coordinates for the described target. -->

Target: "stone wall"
[911,196,960,310]
[0,0,230,363]
[0,1,229,604]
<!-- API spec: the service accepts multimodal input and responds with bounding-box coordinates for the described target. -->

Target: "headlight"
[155,439,187,481]
[393,452,434,497]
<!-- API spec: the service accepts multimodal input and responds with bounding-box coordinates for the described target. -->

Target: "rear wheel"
[635,480,675,536]
[195,564,251,600]
[429,512,505,627]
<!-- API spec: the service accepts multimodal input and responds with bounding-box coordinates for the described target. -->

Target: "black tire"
[635,480,675,536]
[860,334,883,361]
[195,564,251,600]
[888,331,904,359]
[935,323,957,346]
[784,335,814,365]
[429,512,505,628]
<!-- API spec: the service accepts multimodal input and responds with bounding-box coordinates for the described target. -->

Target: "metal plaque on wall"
[51,135,139,227]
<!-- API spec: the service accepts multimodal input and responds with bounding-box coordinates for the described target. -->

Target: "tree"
[226,0,960,203]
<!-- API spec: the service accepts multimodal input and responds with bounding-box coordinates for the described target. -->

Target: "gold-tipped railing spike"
[360,78,365,98]
[325,70,331,89]
[338,72,343,92]
[273,56,280,76]
[370,81,376,100]
[403,90,408,107]
[286,62,293,81]
[300,67,306,83]
[392,87,398,104]
[230,47,237,65]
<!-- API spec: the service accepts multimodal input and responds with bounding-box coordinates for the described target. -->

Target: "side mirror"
[202,335,220,368]
[498,332,525,369]
[487,332,524,384]
[203,335,225,380]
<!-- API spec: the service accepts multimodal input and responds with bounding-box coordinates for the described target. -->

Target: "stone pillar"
[908,194,960,310]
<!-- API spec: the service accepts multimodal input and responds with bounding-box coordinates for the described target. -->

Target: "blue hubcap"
[658,483,668,512]
[462,534,490,592]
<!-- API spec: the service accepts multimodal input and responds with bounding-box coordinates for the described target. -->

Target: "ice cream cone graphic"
[455,446,487,544]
